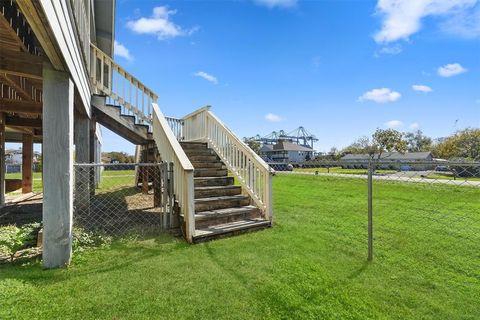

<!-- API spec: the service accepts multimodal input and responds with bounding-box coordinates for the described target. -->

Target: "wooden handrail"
[152,103,195,242]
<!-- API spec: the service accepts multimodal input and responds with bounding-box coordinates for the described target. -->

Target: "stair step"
[195,195,250,211]
[180,142,208,150]
[185,149,215,156]
[195,185,242,198]
[194,169,228,177]
[193,219,271,243]
[191,162,226,169]
[195,205,261,228]
[194,176,234,187]
[188,155,218,162]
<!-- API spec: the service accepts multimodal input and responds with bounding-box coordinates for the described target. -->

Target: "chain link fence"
[269,160,480,261]
[73,163,176,236]
[270,160,480,187]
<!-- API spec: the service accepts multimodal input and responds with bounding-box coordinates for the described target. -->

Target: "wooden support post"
[0,113,5,206]
[74,115,90,163]
[141,147,149,194]
[22,134,33,193]
[74,114,91,211]
[142,166,149,194]
[153,165,161,207]
[89,119,97,195]
[42,66,74,268]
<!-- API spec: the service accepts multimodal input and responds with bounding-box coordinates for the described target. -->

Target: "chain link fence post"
[368,159,374,262]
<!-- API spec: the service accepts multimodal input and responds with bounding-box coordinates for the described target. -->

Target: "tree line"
[329,128,480,161]
[101,151,135,163]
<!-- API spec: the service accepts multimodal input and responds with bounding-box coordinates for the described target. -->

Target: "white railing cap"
[152,103,194,171]
[182,105,211,120]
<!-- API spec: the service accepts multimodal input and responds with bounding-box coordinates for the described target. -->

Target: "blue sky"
[101,0,480,154]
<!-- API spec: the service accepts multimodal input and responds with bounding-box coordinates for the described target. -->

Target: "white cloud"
[265,113,283,122]
[385,120,404,129]
[412,84,433,92]
[441,5,480,38]
[437,63,468,77]
[409,122,420,129]
[254,0,297,8]
[114,40,133,61]
[193,71,218,84]
[376,44,403,56]
[358,88,401,103]
[127,6,198,40]
[373,0,478,44]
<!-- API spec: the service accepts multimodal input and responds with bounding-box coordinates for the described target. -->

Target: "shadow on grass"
[0,233,187,286]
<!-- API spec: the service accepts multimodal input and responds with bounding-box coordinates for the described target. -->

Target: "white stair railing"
[152,103,196,242]
[90,44,158,126]
[183,107,273,221]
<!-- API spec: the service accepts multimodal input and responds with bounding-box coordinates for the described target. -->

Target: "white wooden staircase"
[182,142,270,242]
[91,44,273,242]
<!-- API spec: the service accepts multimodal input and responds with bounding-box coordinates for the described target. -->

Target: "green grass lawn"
[1,175,479,319]
[5,172,43,194]
[102,169,136,177]
[426,174,480,182]
[294,166,397,175]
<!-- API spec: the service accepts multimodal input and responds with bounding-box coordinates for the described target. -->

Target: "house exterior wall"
[262,150,313,163]
[38,0,92,115]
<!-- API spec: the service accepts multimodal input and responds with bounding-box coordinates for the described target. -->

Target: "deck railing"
[183,107,273,220]
[152,104,196,242]
[165,117,184,141]
[91,44,158,125]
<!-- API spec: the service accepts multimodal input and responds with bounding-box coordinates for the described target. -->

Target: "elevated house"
[341,152,434,170]
[5,148,41,164]
[260,139,314,163]
[0,0,273,268]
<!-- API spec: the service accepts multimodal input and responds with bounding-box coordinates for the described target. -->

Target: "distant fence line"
[5,164,41,174]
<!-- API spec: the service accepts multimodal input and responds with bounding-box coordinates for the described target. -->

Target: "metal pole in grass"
[368,159,374,261]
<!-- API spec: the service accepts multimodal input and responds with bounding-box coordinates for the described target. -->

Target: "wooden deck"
[0,193,43,226]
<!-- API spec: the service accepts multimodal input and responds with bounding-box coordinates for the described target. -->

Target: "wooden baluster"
[100,54,104,91]
[115,67,119,97]
[122,71,125,104]
[142,90,145,119]
[129,80,132,114]
[135,86,138,119]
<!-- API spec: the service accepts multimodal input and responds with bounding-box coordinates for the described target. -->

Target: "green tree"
[340,136,371,156]
[371,129,407,159]
[341,129,407,160]
[243,138,261,155]
[404,130,433,152]
[433,128,480,160]
[102,151,135,163]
